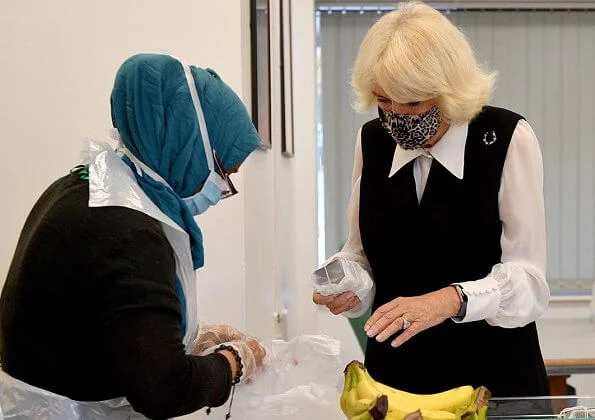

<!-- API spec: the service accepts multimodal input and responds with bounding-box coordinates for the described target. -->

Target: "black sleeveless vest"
[359,106,549,397]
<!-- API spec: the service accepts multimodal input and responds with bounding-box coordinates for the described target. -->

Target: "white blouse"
[333,119,550,327]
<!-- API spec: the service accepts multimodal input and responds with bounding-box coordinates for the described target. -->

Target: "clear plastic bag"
[230,335,345,419]
[0,370,147,419]
[312,258,375,317]
[558,406,595,418]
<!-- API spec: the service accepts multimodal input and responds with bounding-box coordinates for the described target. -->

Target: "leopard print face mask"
[379,106,441,150]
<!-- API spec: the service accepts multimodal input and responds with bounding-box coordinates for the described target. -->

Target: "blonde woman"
[313,1,550,397]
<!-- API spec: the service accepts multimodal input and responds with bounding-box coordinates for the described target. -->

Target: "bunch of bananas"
[340,361,490,420]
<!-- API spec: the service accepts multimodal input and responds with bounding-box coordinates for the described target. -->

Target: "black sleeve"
[87,206,232,419]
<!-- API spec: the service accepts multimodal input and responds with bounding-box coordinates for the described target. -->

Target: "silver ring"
[400,316,411,330]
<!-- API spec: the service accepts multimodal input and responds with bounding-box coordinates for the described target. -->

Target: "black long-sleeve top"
[0,171,231,419]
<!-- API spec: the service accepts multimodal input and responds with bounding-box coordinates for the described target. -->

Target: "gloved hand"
[199,337,266,383]
[313,291,361,315]
[191,324,266,382]
[224,338,266,383]
[191,323,249,356]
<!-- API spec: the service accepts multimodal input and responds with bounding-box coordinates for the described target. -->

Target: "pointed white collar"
[389,123,468,179]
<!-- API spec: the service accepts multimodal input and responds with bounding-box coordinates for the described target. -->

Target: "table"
[544,358,595,413]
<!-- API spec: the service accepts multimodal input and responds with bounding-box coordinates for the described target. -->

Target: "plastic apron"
[0,59,213,420]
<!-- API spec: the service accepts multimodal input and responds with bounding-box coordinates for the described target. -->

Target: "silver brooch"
[483,130,497,146]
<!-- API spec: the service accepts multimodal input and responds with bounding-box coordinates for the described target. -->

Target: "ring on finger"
[398,316,411,330]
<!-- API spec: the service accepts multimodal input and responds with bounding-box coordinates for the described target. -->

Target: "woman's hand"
[364,286,461,348]
[218,350,240,380]
[191,324,248,355]
[192,324,266,383]
[215,337,266,383]
[312,291,361,315]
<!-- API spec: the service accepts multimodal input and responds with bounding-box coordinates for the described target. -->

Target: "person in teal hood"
[0,54,265,419]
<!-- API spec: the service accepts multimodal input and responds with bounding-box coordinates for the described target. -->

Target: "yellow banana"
[476,405,488,420]
[352,398,375,415]
[350,411,374,420]
[360,396,437,420]
[345,361,383,402]
[348,395,390,420]
[341,366,367,416]
[342,392,374,418]
[385,408,458,420]
[341,361,383,418]
[460,392,489,420]
[375,402,426,420]
[343,365,426,420]
[419,410,457,420]
[364,369,474,414]
[344,361,453,417]
[356,377,383,401]
[341,361,491,420]
[457,386,491,418]
[340,391,362,417]
[340,364,356,416]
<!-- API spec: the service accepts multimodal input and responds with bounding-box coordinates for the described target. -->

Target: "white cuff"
[452,276,500,323]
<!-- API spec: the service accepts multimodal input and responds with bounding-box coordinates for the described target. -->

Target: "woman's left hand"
[364,286,461,348]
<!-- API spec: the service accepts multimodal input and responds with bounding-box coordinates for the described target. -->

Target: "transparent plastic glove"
[202,338,266,383]
[311,257,376,317]
[312,258,373,303]
[191,323,249,356]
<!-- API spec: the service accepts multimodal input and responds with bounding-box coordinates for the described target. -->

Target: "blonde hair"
[351,1,496,124]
